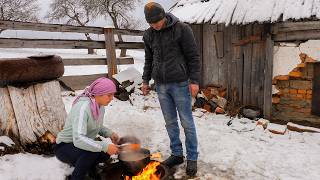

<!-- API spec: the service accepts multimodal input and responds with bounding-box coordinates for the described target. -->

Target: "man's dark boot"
[186,160,197,177]
[162,155,184,168]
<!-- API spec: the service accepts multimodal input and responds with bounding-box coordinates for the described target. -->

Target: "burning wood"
[126,161,161,180]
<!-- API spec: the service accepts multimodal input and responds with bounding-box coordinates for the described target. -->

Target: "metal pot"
[118,148,151,176]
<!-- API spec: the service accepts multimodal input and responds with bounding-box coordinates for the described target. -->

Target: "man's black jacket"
[142,13,200,84]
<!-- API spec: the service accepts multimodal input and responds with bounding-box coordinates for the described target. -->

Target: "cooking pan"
[118,147,151,176]
[116,136,150,176]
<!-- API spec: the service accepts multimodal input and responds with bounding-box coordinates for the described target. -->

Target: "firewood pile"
[193,84,227,114]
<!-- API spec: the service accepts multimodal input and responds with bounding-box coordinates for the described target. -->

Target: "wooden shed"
[171,0,320,126]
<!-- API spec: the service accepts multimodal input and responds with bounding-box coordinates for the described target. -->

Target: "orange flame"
[150,153,161,159]
[125,161,161,180]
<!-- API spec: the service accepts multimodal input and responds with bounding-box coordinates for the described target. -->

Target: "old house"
[171,0,320,126]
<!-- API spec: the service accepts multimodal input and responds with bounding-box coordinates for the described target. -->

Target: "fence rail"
[0,20,144,36]
[0,38,144,49]
[0,20,145,90]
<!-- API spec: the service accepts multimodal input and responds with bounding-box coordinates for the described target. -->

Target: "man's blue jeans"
[156,81,198,161]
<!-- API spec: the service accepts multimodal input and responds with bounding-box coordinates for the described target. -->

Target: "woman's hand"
[107,144,119,155]
[111,132,119,144]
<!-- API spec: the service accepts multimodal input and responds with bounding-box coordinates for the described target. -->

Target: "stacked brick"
[272,53,319,124]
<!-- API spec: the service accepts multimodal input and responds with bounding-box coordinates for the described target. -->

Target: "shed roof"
[170,0,320,25]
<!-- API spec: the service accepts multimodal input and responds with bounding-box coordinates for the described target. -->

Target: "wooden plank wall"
[202,24,219,87]
[190,25,203,86]
[196,23,269,111]
[312,63,320,116]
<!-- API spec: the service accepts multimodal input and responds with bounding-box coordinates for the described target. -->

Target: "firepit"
[99,160,169,180]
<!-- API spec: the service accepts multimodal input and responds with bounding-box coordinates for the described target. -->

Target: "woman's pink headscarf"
[73,77,117,120]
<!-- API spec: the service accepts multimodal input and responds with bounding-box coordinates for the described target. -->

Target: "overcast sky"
[0,0,178,39]
[38,0,178,28]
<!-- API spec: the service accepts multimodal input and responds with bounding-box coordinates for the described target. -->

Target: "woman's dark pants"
[54,142,110,180]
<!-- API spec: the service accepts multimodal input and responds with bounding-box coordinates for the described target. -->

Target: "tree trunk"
[0,80,66,145]
[85,33,95,55]
[118,34,127,57]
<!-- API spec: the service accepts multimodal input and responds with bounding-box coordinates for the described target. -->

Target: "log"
[0,80,66,145]
[0,88,19,138]
[8,85,46,144]
[34,81,66,135]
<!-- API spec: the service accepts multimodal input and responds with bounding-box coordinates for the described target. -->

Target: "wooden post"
[264,34,274,120]
[104,28,117,77]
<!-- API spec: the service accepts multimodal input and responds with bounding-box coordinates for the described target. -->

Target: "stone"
[297,63,306,68]
[290,80,312,90]
[211,96,227,109]
[299,53,307,62]
[289,71,302,78]
[289,89,297,94]
[256,119,270,129]
[267,123,287,135]
[274,75,290,81]
[272,96,280,104]
[215,107,225,114]
[298,89,307,94]
[277,80,290,88]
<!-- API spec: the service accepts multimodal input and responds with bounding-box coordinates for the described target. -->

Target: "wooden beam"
[0,38,144,49]
[0,20,104,34]
[0,38,105,49]
[272,21,320,34]
[114,29,144,36]
[273,30,320,42]
[62,57,134,66]
[264,35,274,120]
[104,28,117,77]
[232,35,263,46]
[116,42,145,49]
[0,20,144,36]
[59,74,107,90]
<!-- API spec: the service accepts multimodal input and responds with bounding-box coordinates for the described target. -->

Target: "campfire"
[125,161,161,180]
[100,152,169,180]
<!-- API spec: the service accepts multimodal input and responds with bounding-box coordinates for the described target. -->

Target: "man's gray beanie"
[144,2,165,24]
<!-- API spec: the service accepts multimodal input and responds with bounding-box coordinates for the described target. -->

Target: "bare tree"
[98,0,142,57]
[0,0,39,33]
[46,0,100,54]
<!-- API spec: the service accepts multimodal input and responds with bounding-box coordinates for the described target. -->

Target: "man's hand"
[189,83,199,97]
[111,132,119,144]
[107,144,119,155]
[142,83,150,96]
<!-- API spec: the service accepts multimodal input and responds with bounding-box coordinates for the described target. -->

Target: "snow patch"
[0,136,15,147]
[0,154,73,180]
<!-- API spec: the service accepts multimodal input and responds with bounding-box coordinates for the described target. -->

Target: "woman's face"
[95,93,114,106]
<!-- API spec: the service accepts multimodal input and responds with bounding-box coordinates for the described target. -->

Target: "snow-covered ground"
[1,49,320,180]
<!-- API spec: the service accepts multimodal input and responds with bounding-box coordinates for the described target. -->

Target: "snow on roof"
[171,0,320,25]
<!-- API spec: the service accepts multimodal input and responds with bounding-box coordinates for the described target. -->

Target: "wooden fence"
[0,20,145,90]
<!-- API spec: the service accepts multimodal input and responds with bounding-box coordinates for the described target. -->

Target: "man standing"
[142,2,200,176]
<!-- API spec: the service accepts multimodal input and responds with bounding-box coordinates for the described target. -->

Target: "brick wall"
[272,53,320,126]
